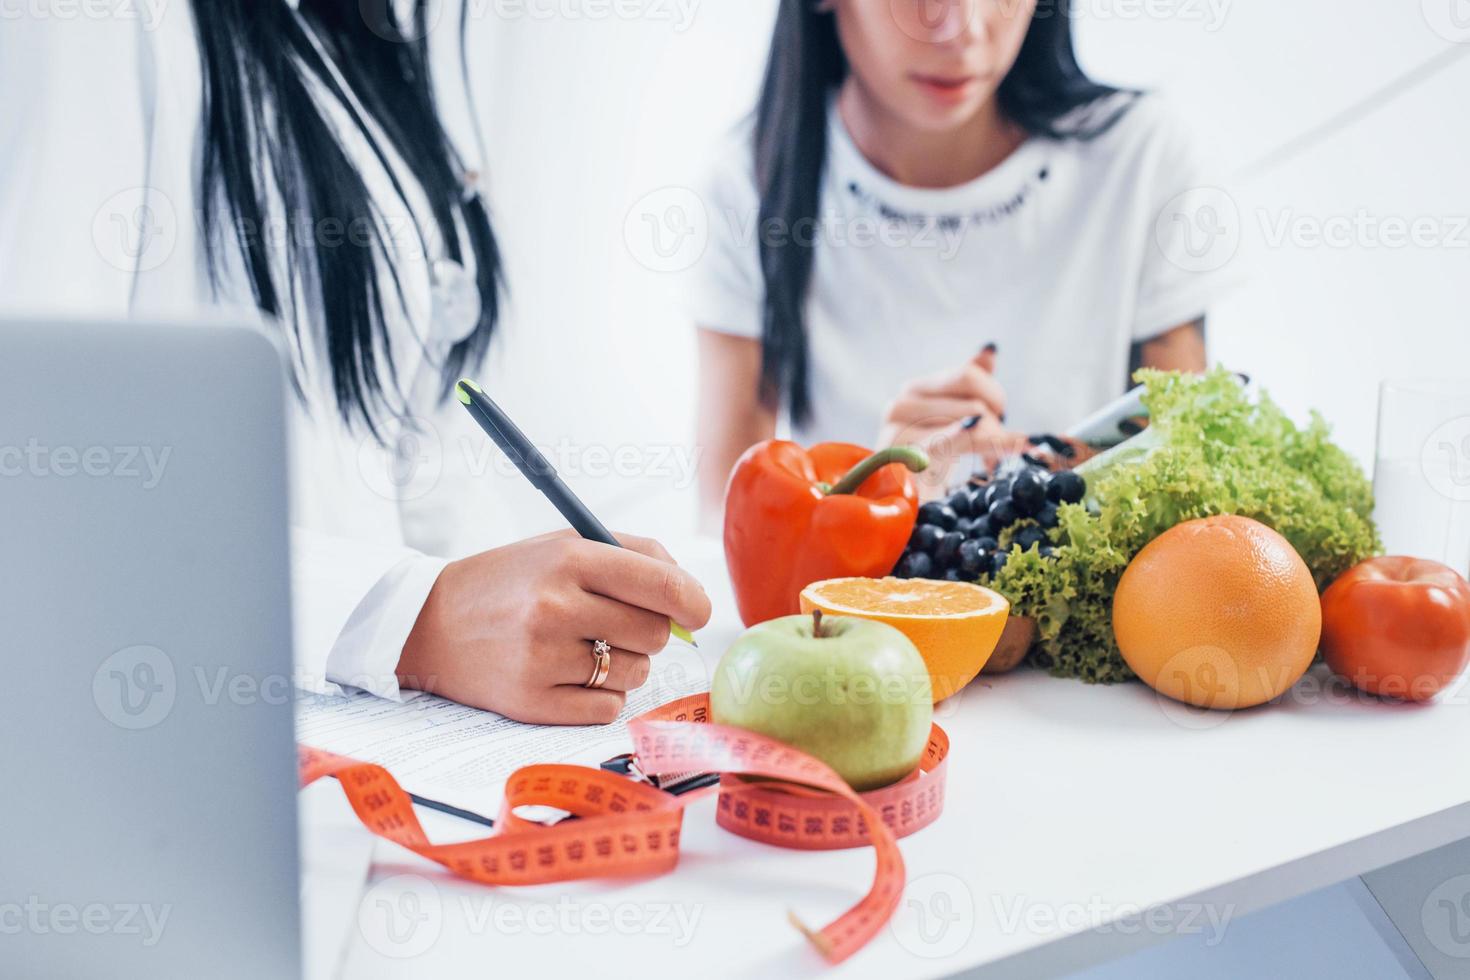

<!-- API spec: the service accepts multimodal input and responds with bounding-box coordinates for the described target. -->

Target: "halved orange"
[799,577,1010,702]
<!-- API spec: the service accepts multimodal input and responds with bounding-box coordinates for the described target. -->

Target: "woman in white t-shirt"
[693,0,1233,519]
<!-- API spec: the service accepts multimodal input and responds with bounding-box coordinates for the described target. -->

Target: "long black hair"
[754,0,1129,425]
[194,0,501,434]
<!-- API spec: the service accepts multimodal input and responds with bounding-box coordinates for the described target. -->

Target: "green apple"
[710,612,933,791]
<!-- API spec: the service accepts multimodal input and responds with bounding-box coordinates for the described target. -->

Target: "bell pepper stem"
[825,446,930,496]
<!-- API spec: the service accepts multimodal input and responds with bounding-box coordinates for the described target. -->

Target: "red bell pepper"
[723,441,929,626]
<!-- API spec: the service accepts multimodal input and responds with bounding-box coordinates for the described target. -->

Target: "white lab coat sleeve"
[0,10,451,704]
[0,8,150,315]
[292,528,448,700]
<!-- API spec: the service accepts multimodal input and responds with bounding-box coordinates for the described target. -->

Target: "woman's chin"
[897,88,994,134]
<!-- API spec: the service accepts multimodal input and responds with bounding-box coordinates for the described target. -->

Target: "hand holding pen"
[397,530,711,725]
[879,343,1029,498]
[394,381,711,725]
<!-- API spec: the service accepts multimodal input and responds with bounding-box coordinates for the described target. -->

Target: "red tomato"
[1320,556,1470,701]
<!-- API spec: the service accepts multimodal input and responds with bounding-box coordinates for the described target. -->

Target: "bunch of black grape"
[894,461,1086,582]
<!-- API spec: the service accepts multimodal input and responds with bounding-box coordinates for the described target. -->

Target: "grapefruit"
[1112,515,1321,710]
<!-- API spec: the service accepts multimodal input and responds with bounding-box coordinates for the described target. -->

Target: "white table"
[324,538,1470,978]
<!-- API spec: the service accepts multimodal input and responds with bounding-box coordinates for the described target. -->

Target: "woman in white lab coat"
[0,1,710,723]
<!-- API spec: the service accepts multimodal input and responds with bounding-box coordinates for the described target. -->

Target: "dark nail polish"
[981,342,998,355]
[1031,433,1066,453]
[962,415,982,430]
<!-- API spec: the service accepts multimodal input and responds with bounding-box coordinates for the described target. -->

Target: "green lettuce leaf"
[990,368,1380,683]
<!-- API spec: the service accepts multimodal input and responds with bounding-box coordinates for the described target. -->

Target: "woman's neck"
[836,80,1027,189]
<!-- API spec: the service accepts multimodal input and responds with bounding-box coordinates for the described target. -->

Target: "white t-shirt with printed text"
[690,95,1237,444]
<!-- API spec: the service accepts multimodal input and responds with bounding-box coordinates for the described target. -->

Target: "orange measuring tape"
[299,693,950,964]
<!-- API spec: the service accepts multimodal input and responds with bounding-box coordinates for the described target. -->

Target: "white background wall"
[429,0,778,550]
[1075,0,1470,467]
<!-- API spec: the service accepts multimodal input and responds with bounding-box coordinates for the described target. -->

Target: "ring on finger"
[585,639,613,690]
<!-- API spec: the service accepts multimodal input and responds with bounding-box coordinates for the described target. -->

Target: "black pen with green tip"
[455,378,697,647]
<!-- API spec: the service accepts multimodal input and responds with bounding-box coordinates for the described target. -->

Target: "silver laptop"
[0,318,301,979]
